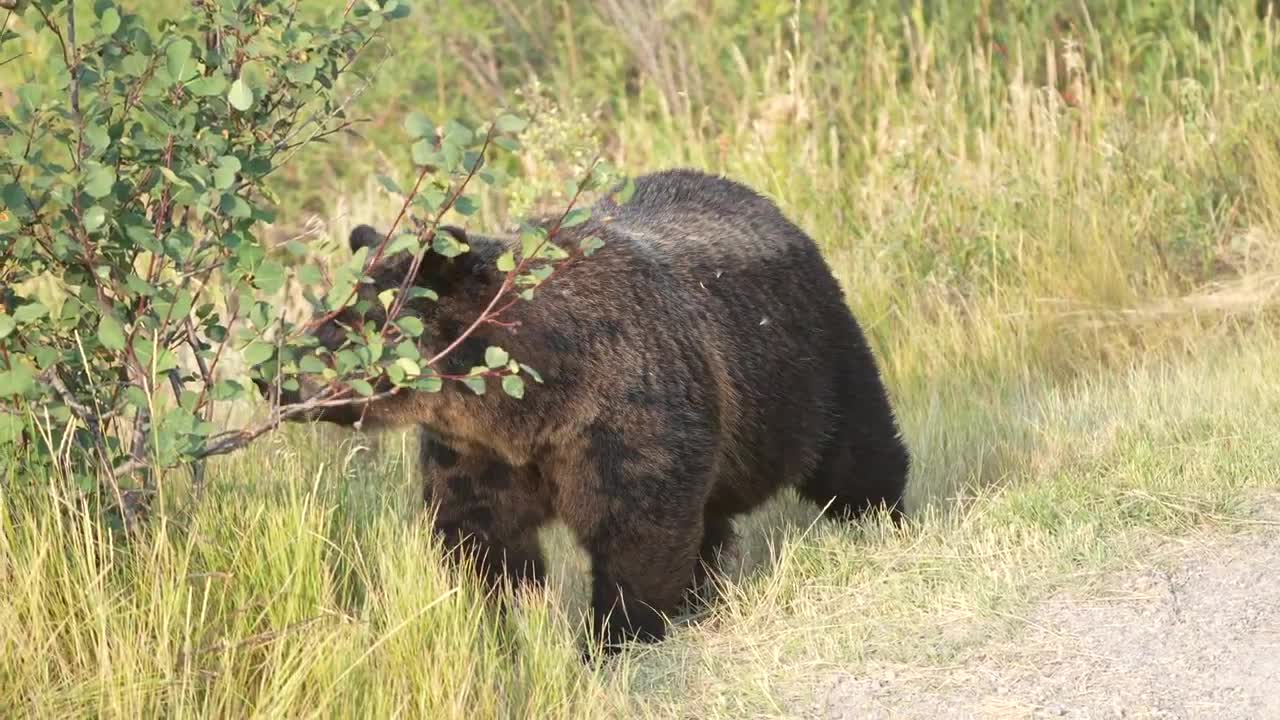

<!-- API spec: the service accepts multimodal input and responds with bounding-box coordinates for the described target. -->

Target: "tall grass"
[3,1,1280,717]
[4,326,1277,717]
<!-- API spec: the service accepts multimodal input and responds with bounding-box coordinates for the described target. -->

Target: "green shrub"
[0,1,621,517]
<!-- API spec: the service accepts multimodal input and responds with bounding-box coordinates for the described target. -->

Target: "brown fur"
[275,169,911,653]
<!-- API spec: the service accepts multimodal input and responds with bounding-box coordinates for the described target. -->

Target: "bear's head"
[258,223,503,425]
[315,223,495,351]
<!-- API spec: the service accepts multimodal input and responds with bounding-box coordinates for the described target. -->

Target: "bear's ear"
[349,224,383,254]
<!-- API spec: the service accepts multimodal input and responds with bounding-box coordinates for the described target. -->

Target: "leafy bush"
[0,0,621,517]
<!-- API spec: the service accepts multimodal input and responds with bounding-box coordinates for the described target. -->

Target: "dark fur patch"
[591,319,624,341]
[545,329,577,354]
[477,459,512,490]
[447,473,475,500]
[623,384,651,407]
[425,439,459,469]
[464,506,495,527]
[585,421,643,476]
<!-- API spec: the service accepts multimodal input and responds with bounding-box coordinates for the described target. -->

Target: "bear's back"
[582,169,867,505]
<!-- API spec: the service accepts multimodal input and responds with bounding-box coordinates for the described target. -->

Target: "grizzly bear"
[272,168,910,653]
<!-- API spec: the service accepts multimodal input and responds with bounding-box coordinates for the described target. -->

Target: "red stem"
[299,163,434,335]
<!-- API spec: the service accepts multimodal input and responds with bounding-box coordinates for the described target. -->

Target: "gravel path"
[814,502,1280,720]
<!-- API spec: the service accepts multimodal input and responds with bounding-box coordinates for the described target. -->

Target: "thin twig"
[192,298,242,412]
[66,0,81,165]
[385,125,500,326]
[184,320,214,400]
[43,364,117,482]
[29,4,69,68]
[299,163,435,335]
[42,368,112,427]
[110,386,400,478]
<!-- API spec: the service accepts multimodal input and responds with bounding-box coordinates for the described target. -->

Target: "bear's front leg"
[420,429,552,591]
[547,418,714,654]
[585,516,703,650]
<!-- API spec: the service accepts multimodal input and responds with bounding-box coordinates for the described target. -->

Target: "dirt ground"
[812,499,1280,720]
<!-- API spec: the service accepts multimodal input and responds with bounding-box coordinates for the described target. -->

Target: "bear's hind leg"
[797,412,909,524]
[687,511,735,607]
